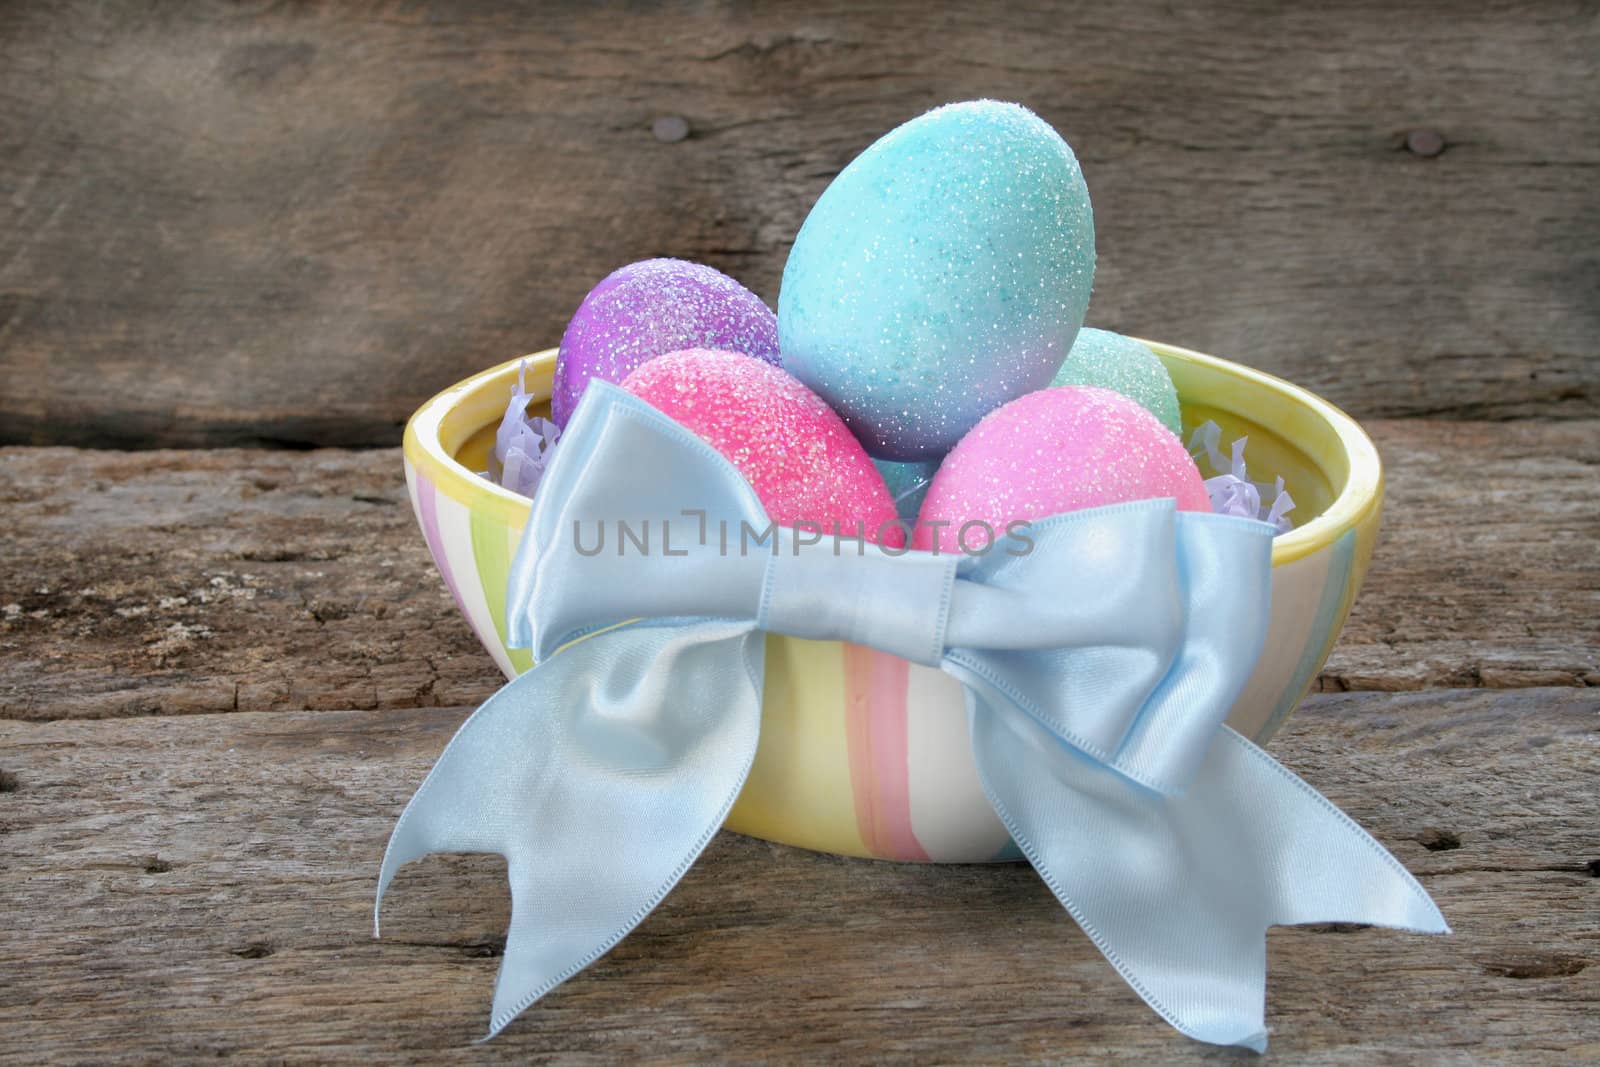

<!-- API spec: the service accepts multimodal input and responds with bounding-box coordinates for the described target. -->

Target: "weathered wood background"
[1,0,1597,447]
[1,0,1596,1063]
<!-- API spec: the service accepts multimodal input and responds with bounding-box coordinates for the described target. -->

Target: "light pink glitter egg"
[622,349,904,547]
[914,385,1208,553]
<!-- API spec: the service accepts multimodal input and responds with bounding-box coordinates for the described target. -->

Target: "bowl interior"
[410,343,1378,565]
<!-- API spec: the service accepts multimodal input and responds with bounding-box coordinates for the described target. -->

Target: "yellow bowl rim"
[403,342,1381,566]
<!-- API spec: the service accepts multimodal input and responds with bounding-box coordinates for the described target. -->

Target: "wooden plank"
[2,417,1595,722]
[1318,417,1600,691]
[0,688,1594,1063]
[0,445,495,720]
[1,1,1595,448]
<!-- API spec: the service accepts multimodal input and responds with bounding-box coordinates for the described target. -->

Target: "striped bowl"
[403,344,1381,863]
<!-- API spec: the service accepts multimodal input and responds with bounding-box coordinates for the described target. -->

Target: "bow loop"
[507,384,770,660]
[948,501,1182,653]
[941,503,1189,790]
[1111,511,1274,791]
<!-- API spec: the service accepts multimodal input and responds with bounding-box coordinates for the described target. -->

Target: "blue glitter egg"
[1050,328,1183,436]
[778,100,1095,460]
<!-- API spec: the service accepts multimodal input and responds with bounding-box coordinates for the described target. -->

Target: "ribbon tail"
[376,619,765,1039]
[969,697,1447,1053]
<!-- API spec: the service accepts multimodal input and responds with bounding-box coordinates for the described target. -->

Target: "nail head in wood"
[1406,129,1446,158]
[652,115,691,143]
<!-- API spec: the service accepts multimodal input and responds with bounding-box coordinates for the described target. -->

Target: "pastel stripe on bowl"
[407,460,515,679]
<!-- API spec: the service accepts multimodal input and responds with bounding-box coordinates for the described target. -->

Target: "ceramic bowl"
[403,343,1381,862]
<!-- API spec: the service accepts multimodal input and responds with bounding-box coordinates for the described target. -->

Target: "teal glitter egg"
[1049,328,1182,436]
[779,100,1096,461]
[872,457,940,526]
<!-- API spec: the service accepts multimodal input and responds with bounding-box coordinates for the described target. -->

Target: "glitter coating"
[914,386,1208,553]
[621,349,903,546]
[778,100,1096,461]
[552,259,780,427]
[1051,328,1182,435]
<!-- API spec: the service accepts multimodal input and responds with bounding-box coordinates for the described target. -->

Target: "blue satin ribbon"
[377,383,1446,1051]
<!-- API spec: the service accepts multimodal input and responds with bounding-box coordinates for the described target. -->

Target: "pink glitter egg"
[914,386,1208,553]
[621,349,904,547]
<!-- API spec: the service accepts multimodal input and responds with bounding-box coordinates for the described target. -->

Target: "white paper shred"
[1187,421,1296,535]
[484,361,562,500]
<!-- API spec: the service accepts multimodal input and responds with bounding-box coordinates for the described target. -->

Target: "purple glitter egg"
[551,259,780,426]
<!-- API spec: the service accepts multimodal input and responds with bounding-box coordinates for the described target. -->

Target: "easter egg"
[1050,328,1182,436]
[621,349,904,546]
[913,386,1207,554]
[552,259,779,427]
[778,100,1095,461]
[873,457,940,527]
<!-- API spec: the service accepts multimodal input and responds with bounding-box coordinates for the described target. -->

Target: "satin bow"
[377,383,1446,1051]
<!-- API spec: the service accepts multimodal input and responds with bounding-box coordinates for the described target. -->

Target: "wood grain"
[1318,417,1600,692]
[0,445,493,721]
[0,687,1593,1064]
[2,1,1596,448]
[4,418,1593,723]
